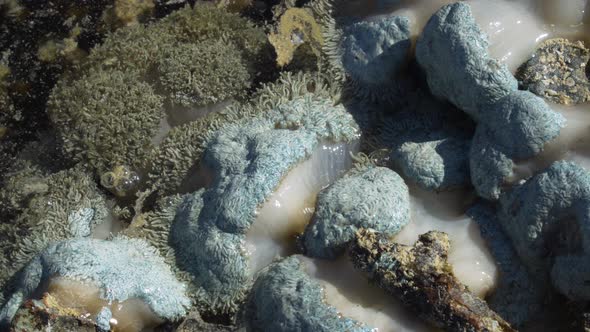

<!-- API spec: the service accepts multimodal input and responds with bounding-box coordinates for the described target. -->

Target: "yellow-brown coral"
[268,7,323,67]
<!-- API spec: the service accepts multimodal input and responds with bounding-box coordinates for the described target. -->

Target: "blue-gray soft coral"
[340,15,411,101]
[0,237,189,326]
[415,2,516,118]
[96,307,112,332]
[470,91,564,199]
[467,203,545,327]
[416,2,564,199]
[497,161,590,301]
[244,256,371,332]
[380,94,473,190]
[303,166,409,259]
[168,95,359,313]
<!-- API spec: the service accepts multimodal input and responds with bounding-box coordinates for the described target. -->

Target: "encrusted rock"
[517,38,590,105]
[350,228,515,332]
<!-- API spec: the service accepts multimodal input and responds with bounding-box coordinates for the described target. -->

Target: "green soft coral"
[48,69,164,174]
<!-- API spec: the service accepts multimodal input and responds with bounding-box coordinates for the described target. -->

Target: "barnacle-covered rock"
[0,167,110,305]
[497,161,590,301]
[350,228,515,332]
[156,39,251,108]
[416,2,517,118]
[415,2,565,199]
[244,256,371,332]
[302,166,410,259]
[0,237,190,328]
[340,15,411,102]
[48,68,164,175]
[517,38,590,105]
[467,203,545,327]
[380,94,474,191]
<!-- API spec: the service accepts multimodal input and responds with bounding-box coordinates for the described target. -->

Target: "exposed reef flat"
[3,0,590,331]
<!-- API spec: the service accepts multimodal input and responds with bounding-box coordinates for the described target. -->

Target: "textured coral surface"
[2,0,590,331]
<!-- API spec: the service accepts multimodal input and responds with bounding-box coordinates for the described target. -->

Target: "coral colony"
[4,0,590,331]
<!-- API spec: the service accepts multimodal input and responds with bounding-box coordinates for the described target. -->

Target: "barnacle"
[48,68,164,175]
[302,166,410,259]
[0,237,190,329]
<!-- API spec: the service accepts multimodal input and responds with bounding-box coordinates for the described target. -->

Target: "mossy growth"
[0,167,109,306]
[48,68,164,175]
[156,39,251,108]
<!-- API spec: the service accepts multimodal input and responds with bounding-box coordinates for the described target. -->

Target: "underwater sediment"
[2,0,590,331]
